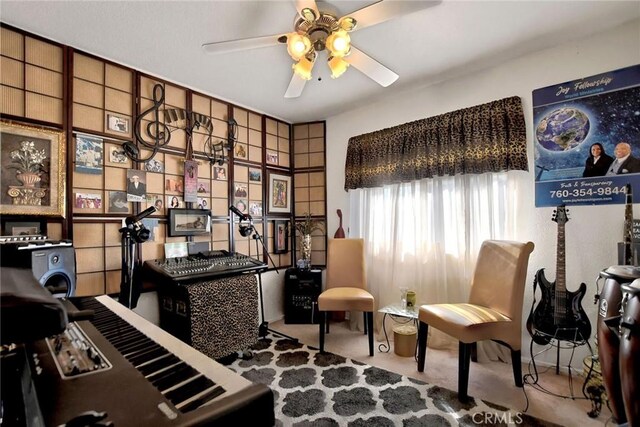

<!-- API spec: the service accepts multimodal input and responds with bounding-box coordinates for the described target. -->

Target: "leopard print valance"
[344,96,528,190]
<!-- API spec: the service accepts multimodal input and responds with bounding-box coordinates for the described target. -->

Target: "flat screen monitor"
[168,208,211,237]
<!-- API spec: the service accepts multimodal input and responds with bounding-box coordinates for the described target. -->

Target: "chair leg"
[319,311,326,353]
[471,342,478,363]
[367,311,374,356]
[511,349,523,387]
[417,322,428,372]
[363,312,367,335]
[458,342,472,402]
[326,313,330,334]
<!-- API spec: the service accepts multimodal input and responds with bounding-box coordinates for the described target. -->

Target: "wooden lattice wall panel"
[265,117,291,168]
[1,28,63,124]
[73,53,133,137]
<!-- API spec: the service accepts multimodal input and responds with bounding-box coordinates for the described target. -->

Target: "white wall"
[322,19,640,366]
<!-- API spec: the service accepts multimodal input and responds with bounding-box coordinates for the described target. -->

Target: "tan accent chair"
[417,240,535,401]
[318,238,375,356]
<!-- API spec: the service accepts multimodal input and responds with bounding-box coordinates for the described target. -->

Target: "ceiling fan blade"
[284,73,307,98]
[345,46,398,87]
[202,34,282,54]
[346,0,442,32]
[344,45,399,87]
[295,0,320,21]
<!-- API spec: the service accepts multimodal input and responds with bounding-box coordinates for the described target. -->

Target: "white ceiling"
[2,1,639,123]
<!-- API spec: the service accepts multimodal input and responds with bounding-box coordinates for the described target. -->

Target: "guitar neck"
[556,223,566,293]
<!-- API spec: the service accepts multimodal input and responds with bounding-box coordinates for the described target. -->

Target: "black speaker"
[30,247,76,297]
[284,268,322,324]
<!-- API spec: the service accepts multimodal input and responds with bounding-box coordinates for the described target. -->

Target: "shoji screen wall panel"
[1,27,63,124]
[1,27,66,236]
[192,93,231,252]
[293,122,326,266]
[264,117,293,268]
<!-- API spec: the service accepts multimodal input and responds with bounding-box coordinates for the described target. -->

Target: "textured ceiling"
[2,1,639,123]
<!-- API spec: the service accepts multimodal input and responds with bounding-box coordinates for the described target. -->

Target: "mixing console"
[144,250,266,282]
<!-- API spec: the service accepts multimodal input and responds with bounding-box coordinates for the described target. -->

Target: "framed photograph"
[109,146,128,164]
[183,159,199,203]
[214,167,227,180]
[197,197,209,210]
[197,179,210,194]
[126,169,147,202]
[234,199,248,214]
[145,194,164,213]
[249,168,262,182]
[234,182,248,198]
[75,135,103,174]
[106,112,130,134]
[167,195,183,209]
[267,152,278,164]
[165,177,184,192]
[168,208,211,237]
[273,220,289,253]
[249,201,263,216]
[0,121,66,217]
[75,192,102,209]
[268,172,291,213]
[145,158,164,173]
[108,191,129,213]
[235,144,247,158]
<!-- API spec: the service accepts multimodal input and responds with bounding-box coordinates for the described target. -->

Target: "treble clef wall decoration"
[122,84,171,162]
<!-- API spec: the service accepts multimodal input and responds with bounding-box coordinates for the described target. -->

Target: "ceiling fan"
[202,0,441,98]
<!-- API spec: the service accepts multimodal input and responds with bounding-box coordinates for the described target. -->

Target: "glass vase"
[299,234,312,269]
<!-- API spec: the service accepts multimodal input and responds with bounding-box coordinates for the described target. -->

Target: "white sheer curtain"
[349,170,528,360]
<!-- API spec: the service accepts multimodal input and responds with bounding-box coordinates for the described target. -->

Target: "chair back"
[326,238,367,290]
[468,240,534,322]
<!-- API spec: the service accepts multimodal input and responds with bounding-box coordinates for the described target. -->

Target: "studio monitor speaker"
[30,247,76,297]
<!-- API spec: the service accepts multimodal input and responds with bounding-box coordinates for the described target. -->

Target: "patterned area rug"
[221,333,558,426]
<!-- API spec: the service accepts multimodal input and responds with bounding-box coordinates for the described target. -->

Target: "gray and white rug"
[222,333,558,426]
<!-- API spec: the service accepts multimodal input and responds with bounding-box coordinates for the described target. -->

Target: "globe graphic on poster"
[536,107,590,151]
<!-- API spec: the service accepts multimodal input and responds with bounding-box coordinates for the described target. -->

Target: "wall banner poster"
[533,64,640,207]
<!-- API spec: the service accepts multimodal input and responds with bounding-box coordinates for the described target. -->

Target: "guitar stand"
[524,328,593,405]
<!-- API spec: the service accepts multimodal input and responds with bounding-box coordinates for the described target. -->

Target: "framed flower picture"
[267,172,291,214]
[0,121,66,217]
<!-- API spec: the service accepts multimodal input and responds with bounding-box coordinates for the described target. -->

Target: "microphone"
[125,206,157,226]
[229,205,250,221]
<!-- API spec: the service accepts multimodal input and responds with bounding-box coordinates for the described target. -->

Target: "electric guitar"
[526,205,591,344]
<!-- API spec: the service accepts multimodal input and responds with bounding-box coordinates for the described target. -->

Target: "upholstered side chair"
[417,240,535,401]
[318,238,375,356]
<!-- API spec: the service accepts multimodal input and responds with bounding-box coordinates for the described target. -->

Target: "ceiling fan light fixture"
[292,55,314,81]
[338,16,357,32]
[286,33,312,61]
[328,56,350,79]
[325,30,351,58]
[301,7,317,22]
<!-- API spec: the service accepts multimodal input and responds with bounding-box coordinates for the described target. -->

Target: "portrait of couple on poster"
[583,141,640,177]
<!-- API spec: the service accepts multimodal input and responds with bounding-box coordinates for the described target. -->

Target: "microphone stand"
[245,219,297,342]
[119,224,136,309]
[119,207,155,309]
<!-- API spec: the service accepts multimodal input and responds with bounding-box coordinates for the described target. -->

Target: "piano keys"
[28,295,274,426]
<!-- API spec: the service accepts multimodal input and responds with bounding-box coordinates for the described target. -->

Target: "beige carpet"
[270,319,610,427]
